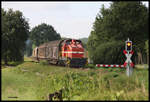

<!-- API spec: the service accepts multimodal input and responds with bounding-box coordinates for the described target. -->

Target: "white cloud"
[142,1,149,7]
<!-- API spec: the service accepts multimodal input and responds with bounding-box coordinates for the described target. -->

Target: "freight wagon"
[32,39,87,67]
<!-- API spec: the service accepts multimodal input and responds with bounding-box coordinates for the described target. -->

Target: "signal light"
[127,42,131,46]
[126,41,132,52]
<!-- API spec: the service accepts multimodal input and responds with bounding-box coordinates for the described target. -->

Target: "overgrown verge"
[2,60,149,100]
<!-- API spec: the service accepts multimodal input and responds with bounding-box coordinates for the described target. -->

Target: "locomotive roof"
[38,38,82,48]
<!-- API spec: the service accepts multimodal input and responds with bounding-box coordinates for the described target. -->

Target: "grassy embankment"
[1,57,149,100]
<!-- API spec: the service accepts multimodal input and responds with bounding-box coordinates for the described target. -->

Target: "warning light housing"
[126,41,132,52]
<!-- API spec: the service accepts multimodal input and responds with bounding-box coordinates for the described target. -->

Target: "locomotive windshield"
[66,41,70,45]
[66,39,82,44]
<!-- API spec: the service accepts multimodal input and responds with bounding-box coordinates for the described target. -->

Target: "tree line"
[87,1,149,65]
[2,1,149,65]
[2,8,61,65]
[2,8,29,64]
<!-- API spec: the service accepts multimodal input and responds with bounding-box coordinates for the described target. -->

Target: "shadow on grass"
[24,60,35,63]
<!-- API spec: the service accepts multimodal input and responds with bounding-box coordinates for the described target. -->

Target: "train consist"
[31,39,87,67]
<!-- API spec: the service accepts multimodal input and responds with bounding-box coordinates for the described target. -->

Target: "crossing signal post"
[96,38,134,77]
[124,38,134,76]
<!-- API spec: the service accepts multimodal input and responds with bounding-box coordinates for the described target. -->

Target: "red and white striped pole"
[96,64,124,68]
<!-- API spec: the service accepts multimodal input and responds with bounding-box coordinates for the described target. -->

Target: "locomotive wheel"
[57,61,64,67]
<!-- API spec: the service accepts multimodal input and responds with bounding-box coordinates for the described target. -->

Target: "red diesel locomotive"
[32,39,87,67]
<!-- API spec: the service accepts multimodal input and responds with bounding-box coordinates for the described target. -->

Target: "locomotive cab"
[62,39,84,58]
[61,39,87,67]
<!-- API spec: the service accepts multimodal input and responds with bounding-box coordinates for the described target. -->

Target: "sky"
[1,1,149,39]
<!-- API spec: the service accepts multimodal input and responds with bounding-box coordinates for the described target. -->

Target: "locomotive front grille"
[70,58,87,67]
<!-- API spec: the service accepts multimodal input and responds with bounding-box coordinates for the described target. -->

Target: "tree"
[79,37,88,49]
[30,23,61,46]
[87,2,148,64]
[2,8,30,65]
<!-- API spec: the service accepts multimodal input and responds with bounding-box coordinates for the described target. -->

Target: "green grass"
[1,57,149,100]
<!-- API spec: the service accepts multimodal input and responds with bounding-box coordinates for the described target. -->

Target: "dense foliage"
[79,37,88,49]
[87,1,149,64]
[2,8,30,64]
[30,23,61,46]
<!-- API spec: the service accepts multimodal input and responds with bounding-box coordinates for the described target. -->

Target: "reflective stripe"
[105,65,108,67]
[121,65,124,67]
[110,65,114,67]
[62,51,84,54]
[116,65,119,67]
[100,65,103,67]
